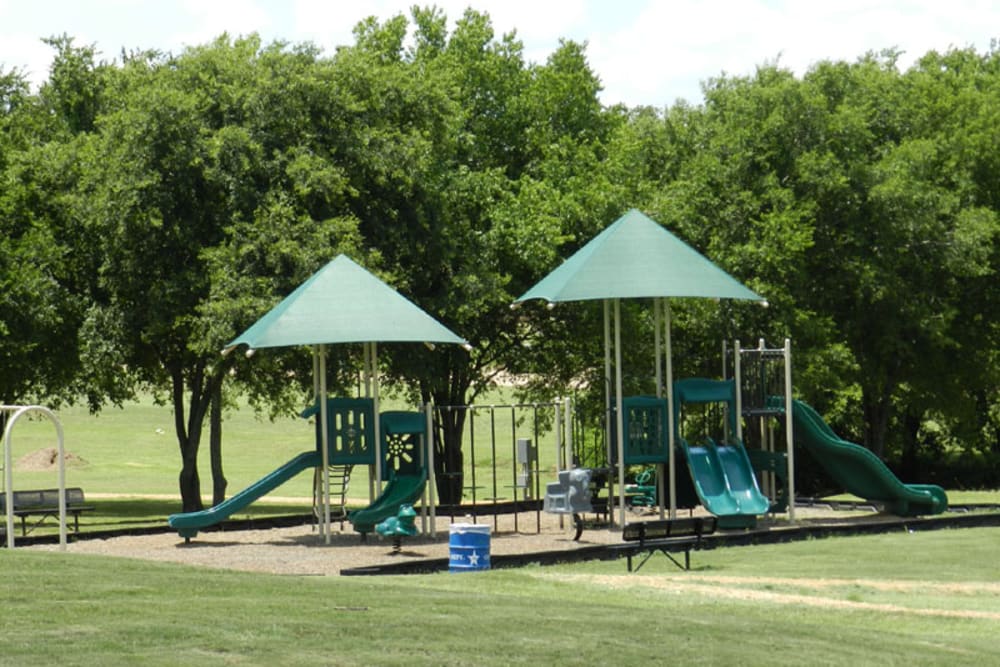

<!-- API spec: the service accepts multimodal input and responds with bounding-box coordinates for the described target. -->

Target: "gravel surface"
[25,506,883,575]
[26,510,624,575]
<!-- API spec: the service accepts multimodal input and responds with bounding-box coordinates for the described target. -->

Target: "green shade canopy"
[513,208,765,528]
[227,255,467,350]
[515,209,763,303]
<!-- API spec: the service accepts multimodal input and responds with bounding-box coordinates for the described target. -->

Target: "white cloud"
[2,0,999,104]
[289,0,589,61]
[0,33,51,82]
[584,0,1000,107]
[171,0,274,47]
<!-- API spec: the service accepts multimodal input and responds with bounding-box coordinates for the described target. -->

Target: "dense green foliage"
[1,10,998,500]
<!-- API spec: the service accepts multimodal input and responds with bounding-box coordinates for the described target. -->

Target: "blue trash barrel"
[449,523,491,572]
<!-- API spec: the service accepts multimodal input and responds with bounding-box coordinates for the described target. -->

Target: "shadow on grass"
[78,498,315,531]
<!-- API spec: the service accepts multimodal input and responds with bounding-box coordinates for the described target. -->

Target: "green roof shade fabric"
[515,209,763,304]
[227,255,467,350]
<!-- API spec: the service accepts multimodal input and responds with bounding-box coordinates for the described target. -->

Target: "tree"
[289,9,618,501]
[889,47,1000,472]
[80,36,362,511]
[39,35,106,134]
[650,49,1000,471]
[9,17,997,499]
[0,40,109,407]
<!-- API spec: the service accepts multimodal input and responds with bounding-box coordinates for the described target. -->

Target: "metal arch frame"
[3,405,67,550]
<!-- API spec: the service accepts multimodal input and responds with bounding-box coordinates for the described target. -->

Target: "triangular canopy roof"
[515,209,763,303]
[227,255,467,350]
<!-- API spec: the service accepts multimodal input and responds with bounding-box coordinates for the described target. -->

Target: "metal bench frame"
[1,488,94,536]
[618,516,718,572]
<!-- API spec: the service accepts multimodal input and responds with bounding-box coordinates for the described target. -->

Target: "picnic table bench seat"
[0,488,94,536]
[614,516,718,572]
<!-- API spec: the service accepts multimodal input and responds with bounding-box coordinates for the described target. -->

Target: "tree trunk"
[862,380,894,458]
[178,450,202,512]
[899,409,922,480]
[175,368,203,512]
[424,357,475,506]
[210,381,227,506]
[172,363,219,513]
[433,406,467,505]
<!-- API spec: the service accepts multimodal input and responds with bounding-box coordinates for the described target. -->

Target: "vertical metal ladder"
[313,465,352,529]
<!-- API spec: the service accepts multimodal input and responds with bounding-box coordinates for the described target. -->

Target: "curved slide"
[791,400,947,516]
[169,450,321,539]
[349,473,426,536]
[682,439,771,528]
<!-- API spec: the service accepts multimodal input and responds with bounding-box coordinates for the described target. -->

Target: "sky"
[1,0,997,108]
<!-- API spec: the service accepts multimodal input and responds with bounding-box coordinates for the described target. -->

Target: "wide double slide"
[673,378,771,527]
[169,450,321,539]
[682,439,771,527]
[791,399,947,516]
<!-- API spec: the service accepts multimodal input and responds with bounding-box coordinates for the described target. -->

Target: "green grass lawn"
[6,397,322,499]
[2,527,999,666]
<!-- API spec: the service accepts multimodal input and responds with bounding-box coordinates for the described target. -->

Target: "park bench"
[0,488,94,536]
[616,516,717,572]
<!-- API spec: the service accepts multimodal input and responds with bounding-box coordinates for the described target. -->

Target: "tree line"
[1,8,997,506]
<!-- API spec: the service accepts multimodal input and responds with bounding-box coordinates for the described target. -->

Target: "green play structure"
[604,338,948,527]
[348,410,428,537]
[168,399,430,540]
[674,378,771,528]
[192,254,465,542]
[734,339,947,518]
[609,382,770,528]
[299,401,430,536]
[790,399,948,516]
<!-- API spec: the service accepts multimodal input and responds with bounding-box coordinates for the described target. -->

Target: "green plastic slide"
[168,450,321,539]
[672,378,770,527]
[349,473,427,536]
[791,400,947,516]
[682,439,771,527]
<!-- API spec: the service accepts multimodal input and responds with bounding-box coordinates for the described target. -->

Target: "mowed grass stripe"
[535,573,1000,620]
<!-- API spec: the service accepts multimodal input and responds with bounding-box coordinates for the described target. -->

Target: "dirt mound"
[15,447,89,472]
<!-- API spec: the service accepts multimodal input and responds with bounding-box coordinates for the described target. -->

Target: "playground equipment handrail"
[730,339,795,521]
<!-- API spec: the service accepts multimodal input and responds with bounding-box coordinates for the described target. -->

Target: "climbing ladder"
[313,465,352,528]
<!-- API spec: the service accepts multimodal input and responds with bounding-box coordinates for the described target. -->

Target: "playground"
[24,501,970,576]
[5,205,999,664]
[0,211,966,572]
